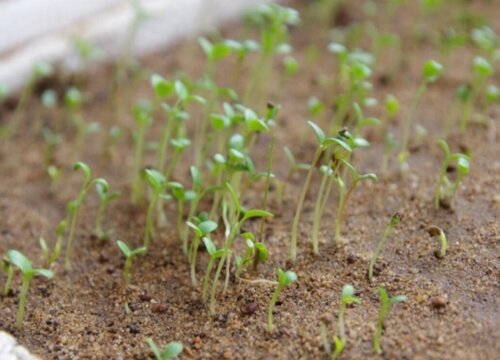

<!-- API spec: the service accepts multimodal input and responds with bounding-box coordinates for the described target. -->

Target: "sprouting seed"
[427,225,447,258]
[368,214,401,282]
[373,287,407,354]
[268,268,297,333]
[146,338,183,360]
[6,250,54,328]
[116,240,147,283]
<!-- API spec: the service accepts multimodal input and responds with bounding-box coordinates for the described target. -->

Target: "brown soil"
[1,1,499,359]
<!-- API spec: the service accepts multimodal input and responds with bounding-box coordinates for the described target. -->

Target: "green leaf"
[73,161,92,182]
[93,178,109,194]
[243,209,273,220]
[186,222,203,238]
[255,242,269,262]
[390,295,408,304]
[422,59,443,82]
[198,37,213,57]
[64,87,83,109]
[144,169,166,192]
[150,74,173,98]
[34,269,54,279]
[190,166,202,190]
[116,240,131,257]
[246,117,269,132]
[385,94,400,116]
[162,341,183,359]
[146,338,162,360]
[202,237,217,257]
[277,268,297,287]
[473,56,493,78]
[174,80,189,101]
[456,156,470,174]
[307,121,325,144]
[7,250,33,274]
[199,220,218,236]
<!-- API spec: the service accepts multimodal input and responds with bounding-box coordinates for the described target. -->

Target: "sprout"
[201,237,226,301]
[235,232,269,279]
[95,180,121,240]
[39,220,67,267]
[434,139,470,210]
[427,225,447,259]
[398,59,443,171]
[146,338,183,360]
[6,250,54,328]
[131,101,153,204]
[186,219,218,287]
[169,182,196,240]
[290,121,352,263]
[332,285,361,360]
[459,56,494,131]
[368,214,401,282]
[268,268,297,333]
[143,169,169,248]
[65,162,107,270]
[116,240,147,283]
[373,288,407,354]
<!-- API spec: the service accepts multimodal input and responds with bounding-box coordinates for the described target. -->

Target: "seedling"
[459,56,493,131]
[434,139,470,210]
[201,237,226,300]
[146,338,183,360]
[186,219,217,286]
[268,268,297,333]
[131,101,153,204]
[47,165,63,193]
[332,284,361,360]
[6,250,54,328]
[427,225,447,259]
[290,121,352,263]
[398,60,443,171]
[373,288,407,354]
[116,240,147,283]
[143,169,169,248]
[169,181,196,238]
[235,232,269,279]
[95,180,120,240]
[39,220,67,267]
[65,162,107,270]
[209,183,273,315]
[368,214,401,282]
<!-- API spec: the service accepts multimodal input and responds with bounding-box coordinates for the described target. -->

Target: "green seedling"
[143,169,169,248]
[2,255,14,297]
[39,220,67,267]
[471,26,498,60]
[4,62,53,138]
[47,165,62,193]
[368,214,401,282]
[235,232,269,279]
[65,162,107,270]
[6,250,54,328]
[168,181,196,239]
[434,139,470,210]
[459,56,493,131]
[209,183,273,315]
[146,338,183,360]
[186,219,217,287]
[332,159,377,247]
[268,268,297,333]
[42,128,63,167]
[244,4,300,104]
[201,237,226,300]
[95,180,120,240]
[290,121,352,263]
[116,240,147,283]
[332,284,361,360]
[373,288,407,354]
[381,94,400,136]
[427,225,447,259]
[131,101,153,204]
[398,60,443,171]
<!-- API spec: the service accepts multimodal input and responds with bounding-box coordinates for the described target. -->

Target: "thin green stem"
[267,286,282,333]
[16,275,32,328]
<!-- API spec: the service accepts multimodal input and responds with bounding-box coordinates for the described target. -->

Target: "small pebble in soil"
[152,303,168,314]
[430,295,448,310]
[139,292,152,302]
[126,323,140,334]
[241,302,258,316]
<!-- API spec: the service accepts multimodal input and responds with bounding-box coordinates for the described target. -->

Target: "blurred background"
[0,0,274,91]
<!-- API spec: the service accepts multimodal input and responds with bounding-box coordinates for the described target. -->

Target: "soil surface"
[1,1,499,359]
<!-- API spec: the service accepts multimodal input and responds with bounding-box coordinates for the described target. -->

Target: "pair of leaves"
[6,250,54,279]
